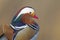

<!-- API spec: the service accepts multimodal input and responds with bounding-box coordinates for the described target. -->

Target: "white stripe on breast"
[10,24,28,30]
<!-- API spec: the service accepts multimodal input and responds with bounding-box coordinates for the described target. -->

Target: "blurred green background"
[0,0,60,40]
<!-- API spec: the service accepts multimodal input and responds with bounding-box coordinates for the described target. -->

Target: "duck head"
[15,6,39,24]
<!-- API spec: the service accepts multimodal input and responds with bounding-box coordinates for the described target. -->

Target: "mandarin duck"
[0,6,39,40]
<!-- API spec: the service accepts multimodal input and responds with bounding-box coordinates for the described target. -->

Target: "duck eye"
[30,12,31,14]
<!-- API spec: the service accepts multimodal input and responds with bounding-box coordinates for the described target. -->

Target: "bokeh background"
[0,0,60,40]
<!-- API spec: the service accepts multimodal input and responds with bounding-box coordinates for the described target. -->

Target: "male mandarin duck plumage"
[0,6,39,40]
[10,6,39,30]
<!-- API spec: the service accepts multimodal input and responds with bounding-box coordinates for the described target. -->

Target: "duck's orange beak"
[31,13,39,19]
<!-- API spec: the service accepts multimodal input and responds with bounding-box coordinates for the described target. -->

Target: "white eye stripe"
[15,7,34,21]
